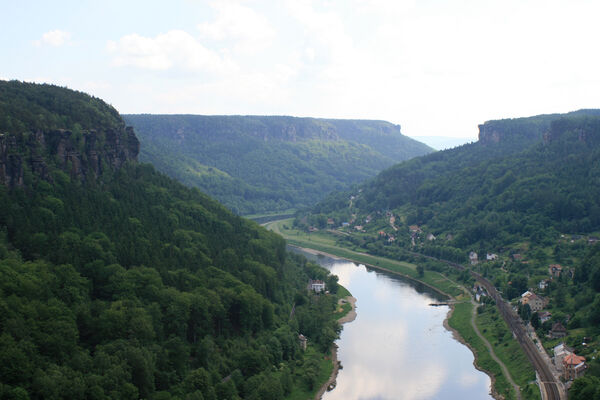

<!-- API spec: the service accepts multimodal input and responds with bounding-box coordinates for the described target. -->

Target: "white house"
[469,252,478,265]
[308,279,326,293]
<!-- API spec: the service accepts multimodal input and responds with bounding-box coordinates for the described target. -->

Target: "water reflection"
[295,250,492,400]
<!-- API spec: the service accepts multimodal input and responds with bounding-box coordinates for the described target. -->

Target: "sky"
[2,0,599,140]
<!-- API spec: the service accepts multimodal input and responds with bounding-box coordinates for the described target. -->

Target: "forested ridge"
[0,81,343,399]
[123,114,432,215]
[299,110,600,398]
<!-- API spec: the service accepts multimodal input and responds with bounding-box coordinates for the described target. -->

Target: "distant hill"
[123,114,433,214]
[409,136,473,150]
[309,110,600,243]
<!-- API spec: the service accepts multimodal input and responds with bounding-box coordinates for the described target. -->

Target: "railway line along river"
[292,247,494,400]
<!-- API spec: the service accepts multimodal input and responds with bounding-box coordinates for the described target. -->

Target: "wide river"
[292,248,493,400]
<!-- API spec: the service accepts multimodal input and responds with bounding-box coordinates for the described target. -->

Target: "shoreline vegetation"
[314,296,357,400]
[268,219,536,400]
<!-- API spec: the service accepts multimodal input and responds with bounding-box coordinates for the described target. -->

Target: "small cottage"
[551,322,567,339]
[469,252,478,265]
[538,311,552,323]
[549,264,563,278]
[308,279,326,293]
[298,334,307,351]
[486,253,498,261]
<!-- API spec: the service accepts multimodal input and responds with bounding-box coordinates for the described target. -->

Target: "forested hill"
[123,114,432,215]
[0,81,343,399]
[0,81,139,186]
[312,109,600,225]
[300,111,600,397]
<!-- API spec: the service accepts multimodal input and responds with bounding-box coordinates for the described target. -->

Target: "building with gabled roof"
[563,353,586,380]
[551,322,567,338]
[549,264,563,277]
[520,291,545,312]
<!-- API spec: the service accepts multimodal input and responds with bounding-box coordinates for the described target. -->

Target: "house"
[409,225,422,233]
[473,285,487,302]
[486,253,498,261]
[426,233,436,241]
[554,343,573,368]
[521,291,545,312]
[588,236,599,244]
[298,334,307,351]
[551,322,567,339]
[308,279,326,293]
[354,225,363,231]
[563,353,587,380]
[549,264,563,278]
[378,231,387,237]
[342,222,350,227]
[538,279,549,290]
[538,311,552,323]
[308,226,319,232]
[387,236,395,243]
[469,252,478,265]
[512,253,523,261]
[327,218,334,225]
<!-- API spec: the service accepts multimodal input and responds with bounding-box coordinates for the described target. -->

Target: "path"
[469,298,521,400]
[436,273,521,399]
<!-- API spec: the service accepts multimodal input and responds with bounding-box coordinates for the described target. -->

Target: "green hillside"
[0,81,343,400]
[299,110,600,396]
[123,114,432,215]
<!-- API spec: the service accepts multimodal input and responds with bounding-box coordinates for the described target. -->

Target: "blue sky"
[2,0,599,139]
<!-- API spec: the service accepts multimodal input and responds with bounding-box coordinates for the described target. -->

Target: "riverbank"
[314,296,357,400]
[444,302,504,400]
[280,236,524,400]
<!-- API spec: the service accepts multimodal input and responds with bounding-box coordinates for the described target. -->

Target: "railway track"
[474,273,562,400]
[408,251,563,399]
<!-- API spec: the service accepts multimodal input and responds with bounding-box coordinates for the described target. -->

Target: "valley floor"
[266,219,544,400]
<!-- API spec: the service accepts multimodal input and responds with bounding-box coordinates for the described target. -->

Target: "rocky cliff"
[0,80,140,187]
[0,127,139,187]
[478,110,600,148]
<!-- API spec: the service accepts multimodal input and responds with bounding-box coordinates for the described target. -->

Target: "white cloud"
[34,29,71,47]
[106,30,236,73]
[197,1,276,53]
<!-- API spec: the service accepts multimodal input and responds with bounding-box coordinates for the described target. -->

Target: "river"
[292,248,493,400]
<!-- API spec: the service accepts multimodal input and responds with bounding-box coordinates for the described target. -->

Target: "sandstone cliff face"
[0,127,139,187]
[477,123,502,145]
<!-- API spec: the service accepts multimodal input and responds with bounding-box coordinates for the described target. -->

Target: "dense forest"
[299,110,600,397]
[123,114,432,215]
[0,81,343,400]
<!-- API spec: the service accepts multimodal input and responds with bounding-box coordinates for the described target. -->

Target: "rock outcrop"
[0,127,139,187]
